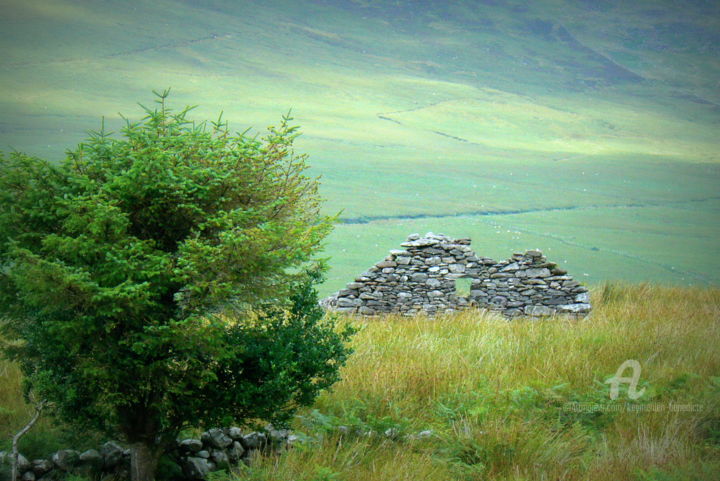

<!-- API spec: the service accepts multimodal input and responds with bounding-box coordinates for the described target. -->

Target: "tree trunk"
[12,401,45,481]
[130,442,163,481]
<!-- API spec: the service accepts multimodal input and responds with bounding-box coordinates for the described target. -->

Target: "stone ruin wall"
[322,233,591,318]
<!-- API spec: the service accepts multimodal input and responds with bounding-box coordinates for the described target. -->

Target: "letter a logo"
[606,360,645,400]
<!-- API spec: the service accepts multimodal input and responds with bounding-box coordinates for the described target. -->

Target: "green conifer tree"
[0,90,352,481]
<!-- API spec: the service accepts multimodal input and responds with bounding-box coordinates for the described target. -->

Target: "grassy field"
[2,284,719,480]
[1,0,719,293]
[1,3,719,479]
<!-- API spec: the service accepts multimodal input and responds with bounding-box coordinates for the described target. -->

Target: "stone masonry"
[322,233,591,318]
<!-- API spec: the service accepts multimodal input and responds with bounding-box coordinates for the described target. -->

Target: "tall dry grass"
[242,283,720,480]
[1,283,719,480]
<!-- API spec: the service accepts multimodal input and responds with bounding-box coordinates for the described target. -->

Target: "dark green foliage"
[0,91,351,470]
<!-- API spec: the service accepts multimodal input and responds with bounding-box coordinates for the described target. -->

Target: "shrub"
[0,90,352,481]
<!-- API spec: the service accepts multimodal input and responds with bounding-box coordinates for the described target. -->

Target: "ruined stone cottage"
[322,232,591,318]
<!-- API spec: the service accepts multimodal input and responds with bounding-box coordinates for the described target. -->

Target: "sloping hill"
[1,0,718,292]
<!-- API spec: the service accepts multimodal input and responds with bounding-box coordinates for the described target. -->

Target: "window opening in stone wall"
[454,277,473,297]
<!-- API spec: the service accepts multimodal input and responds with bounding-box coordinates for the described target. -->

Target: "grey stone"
[524,268,552,278]
[469,290,488,297]
[449,263,466,273]
[426,278,441,288]
[101,441,125,469]
[545,297,569,305]
[336,297,361,308]
[287,434,300,447]
[410,273,428,282]
[377,260,397,268]
[22,471,35,481]
[491,272,513,279]
[226,426,243,440]
[384,428,401,439]
[181,457,212,480]
[425,256,441,265]
[196,450,210,459]
[228,441,245,462]
[575,292,590,303]
[401,238,439,248]
[241,432,267,450]
[178,439,203,453]
[2,453,30,472]
[203,428,233,449]
[546,275,571,281]
[266,425,290,447]
[210,450,230,470]
[52,450,79,471]
[78,449,103,468]
[557,303,591,313]
[32,459,53,476]
[524,305,556,316]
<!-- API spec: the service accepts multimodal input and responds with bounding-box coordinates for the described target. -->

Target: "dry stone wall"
[322,233,591,318]
[0,426,292,481]
[469,249,591,318]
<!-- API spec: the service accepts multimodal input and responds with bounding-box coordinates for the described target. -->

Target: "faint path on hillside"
[339,196,720,224]
[3,33,232,68]
[376,98,490,146]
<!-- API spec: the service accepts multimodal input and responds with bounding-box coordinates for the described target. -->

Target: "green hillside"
[1,0,718,294]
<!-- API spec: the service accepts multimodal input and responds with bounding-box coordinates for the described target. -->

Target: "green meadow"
[1,0,718,296]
